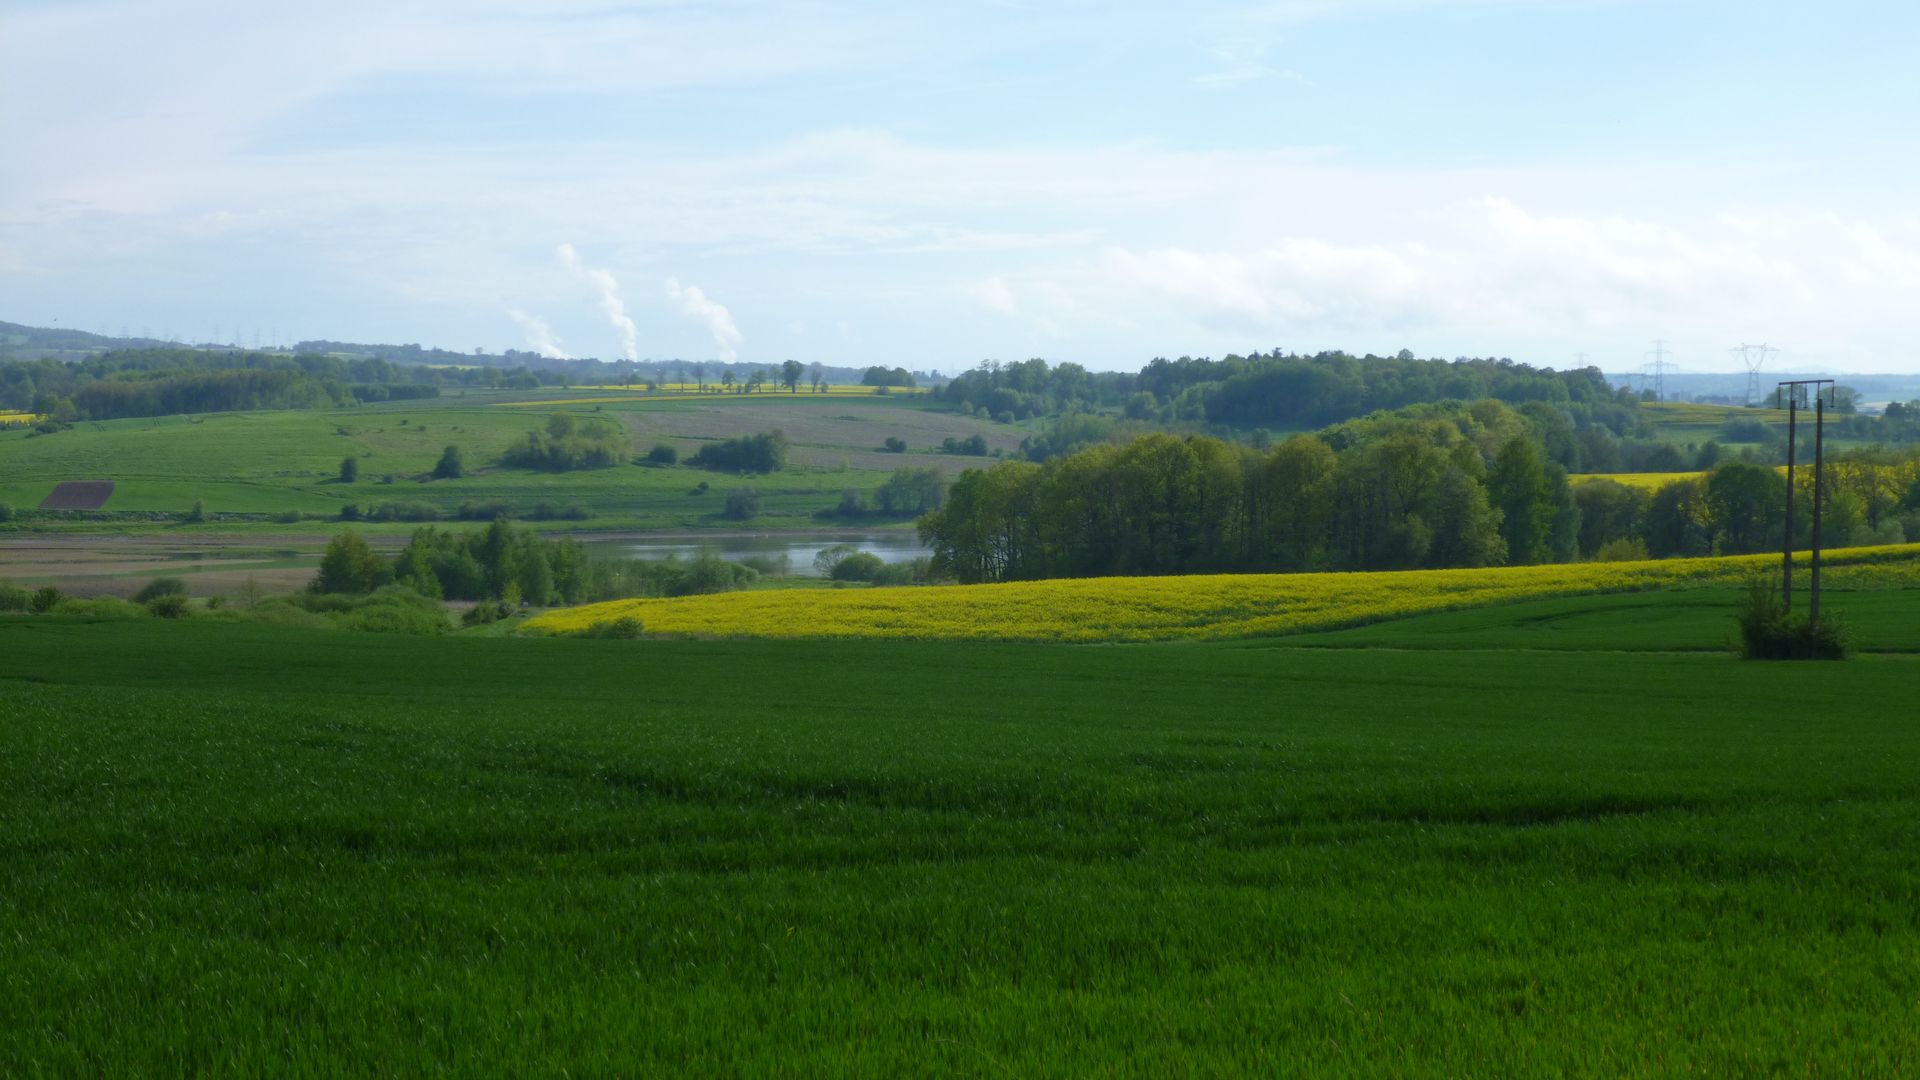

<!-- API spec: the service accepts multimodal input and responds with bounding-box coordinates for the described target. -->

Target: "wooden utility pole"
[1777,379,1834,624]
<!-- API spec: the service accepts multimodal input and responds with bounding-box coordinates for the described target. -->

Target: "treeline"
[0,348,571,419]
[1622,448,1920,559]
[314,522,765,607]
[918,402,1920,584]
[938,351,1638,435]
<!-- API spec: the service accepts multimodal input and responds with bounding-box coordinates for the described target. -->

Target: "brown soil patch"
[39,481,116,510]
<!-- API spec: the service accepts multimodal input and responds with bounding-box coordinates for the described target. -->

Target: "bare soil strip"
[39,481,115,510]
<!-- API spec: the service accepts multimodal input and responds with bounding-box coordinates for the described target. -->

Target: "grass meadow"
[3,613,1918,1073]
[0,389,1016,530]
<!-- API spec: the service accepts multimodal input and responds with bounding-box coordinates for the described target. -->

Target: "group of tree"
[313,522,762,606]
[500,413,633,470]
[861,366,917,388]
[819,467,947,520]
[689,430,789,473]
[917,400,1920,584]
[0,347,582,420]
[936,351,1636,436]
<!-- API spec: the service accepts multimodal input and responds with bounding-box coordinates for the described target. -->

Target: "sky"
[3,0,1917,374]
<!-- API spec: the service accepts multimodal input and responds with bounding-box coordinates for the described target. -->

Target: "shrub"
[340,503,361,521]
[0,581,29,612]
[737,553,792,577]
[433,444,464,479]
[723,488,761,520]
[646,443,678,465]
[146,593,191,619]
[332,586,450,635]
[51,596,146,620]
[1734,578,1852,660]
[461,599,516,626]
[184,499,207,524]
[829,552,886,582]
[574,615,645,639]
[881,436,907,453]
[528,503,591,522]
[28,585,64,614]
[0,502,14,523]
[813,544,862,577]
[815,489,867,520]
[458,500,515,522]
[870,557,934,587]
[366,501,440,523]
[1592,538,1650,563]
[133,577,189,603]
[340,456,359,483]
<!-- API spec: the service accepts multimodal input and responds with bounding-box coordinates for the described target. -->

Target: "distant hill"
[0,320,176,360]
[1606,370,1920,405]
[1,318,925,386]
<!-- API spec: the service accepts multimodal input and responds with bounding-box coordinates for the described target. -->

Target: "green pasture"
[3,608,1919,1073]
[0,390,1020,531]
[1638,401,1876,453]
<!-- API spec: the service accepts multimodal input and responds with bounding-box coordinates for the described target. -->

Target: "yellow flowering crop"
[1570,472,1704,491]
[496,385,926,406]
[0,411,45,428]
[524,543,1920,644]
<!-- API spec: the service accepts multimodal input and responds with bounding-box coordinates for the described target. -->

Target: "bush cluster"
[690,430,787,474]
[501,415,632,471]
[723,488,761,520]
[1734,579,1852,660]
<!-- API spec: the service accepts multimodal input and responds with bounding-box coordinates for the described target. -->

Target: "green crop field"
[0,389,1021,532]
[4,603,1918,1073]
[1275,586,1920,652]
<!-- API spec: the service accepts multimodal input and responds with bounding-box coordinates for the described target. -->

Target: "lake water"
[589,532,932,577]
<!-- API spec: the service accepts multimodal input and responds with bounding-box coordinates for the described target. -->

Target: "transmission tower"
[1644,340,1677,402]
[1730,343,1777,407]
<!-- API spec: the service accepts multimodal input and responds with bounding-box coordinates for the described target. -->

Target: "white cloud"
[506,308,570,359]
[665,277,743,362]
[1100,199,1920,367]
[975,276,1018,315]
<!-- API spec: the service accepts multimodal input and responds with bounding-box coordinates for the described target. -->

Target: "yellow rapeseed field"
[497,385,926,406]
[0,411,45,428]
[524,543,1920,643]
[1572,466,1800,491]
[1570,472,1704,491]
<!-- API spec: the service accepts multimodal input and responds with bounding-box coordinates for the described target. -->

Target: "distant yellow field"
[1571,472,1704,491]
[524,544,1920,643]
[1641,402,1789,425]
[1572,467,1800,491]
[0,411,44,427]
[497,384,926,406]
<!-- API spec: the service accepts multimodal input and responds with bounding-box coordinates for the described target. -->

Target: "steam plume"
[665,276,743,362]
[557,242,639,361]
[506,308,571,359]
